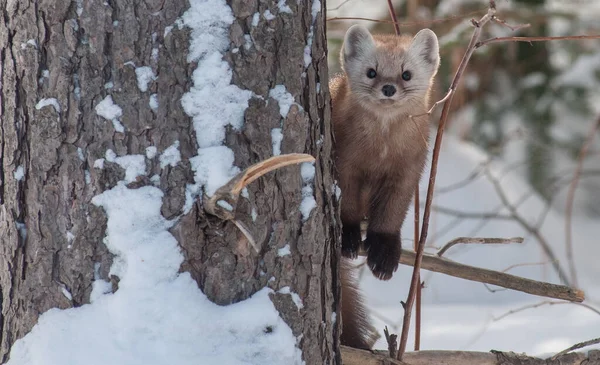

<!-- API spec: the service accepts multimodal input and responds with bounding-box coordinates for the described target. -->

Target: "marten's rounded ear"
[341,25,376,68]
[408,29,440,74]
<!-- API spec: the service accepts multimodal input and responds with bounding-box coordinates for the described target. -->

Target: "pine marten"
[332,25,440,282]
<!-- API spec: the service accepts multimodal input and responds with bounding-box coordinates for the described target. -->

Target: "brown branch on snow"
[397,2,499,360]
[433,206,514,220]
[551,337,600,360]
[437,236,524,257]
[565,115,600,289]
[341,346,591,365]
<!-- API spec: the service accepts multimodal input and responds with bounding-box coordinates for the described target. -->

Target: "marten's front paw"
[342,223,362,258]
[365,232,400,280]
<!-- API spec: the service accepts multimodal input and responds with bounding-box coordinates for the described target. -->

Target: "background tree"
[0,0,339,363]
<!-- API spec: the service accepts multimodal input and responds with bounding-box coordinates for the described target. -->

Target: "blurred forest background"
[328,0,600,209]
[326,0,600,353]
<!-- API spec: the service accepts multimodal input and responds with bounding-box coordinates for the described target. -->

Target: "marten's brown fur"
[331,25,440,281]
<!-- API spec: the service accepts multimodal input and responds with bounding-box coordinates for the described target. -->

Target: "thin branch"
[493,300,600,322]
[476,34,600,48]
[398,3,498,360]
[491,15,530,32]
[432,205,513,220]
[387,0,401,35]
[565,115,600,289]
[437,236,523,257]
[551,337,600,360]
[414,190,421,351]
[326,9,487,26]
[328,0,353,11]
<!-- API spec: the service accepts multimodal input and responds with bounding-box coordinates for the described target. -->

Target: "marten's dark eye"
[366,68,377,79]
[402,70,412,81]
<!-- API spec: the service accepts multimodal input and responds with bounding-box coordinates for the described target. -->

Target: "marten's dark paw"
[365,232,400,280]
[342,223,362,259]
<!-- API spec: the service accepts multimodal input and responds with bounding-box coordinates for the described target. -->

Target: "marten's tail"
[340,259,379,349]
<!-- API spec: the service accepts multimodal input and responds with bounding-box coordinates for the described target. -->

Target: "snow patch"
[95,95,125,133]
[159,141,181,168]
[269,85,296,118]
[14,166,25,181]
[271,128,283,156]
[135,66,157,92]
[278,286,304,310]
[35,98,61,113]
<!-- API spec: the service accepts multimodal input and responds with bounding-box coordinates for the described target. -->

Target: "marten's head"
[340,25,440,114]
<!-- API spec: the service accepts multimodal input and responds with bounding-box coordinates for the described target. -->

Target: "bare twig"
[551,337,600,360]
[387,0,401,35]
[433,205,513,220]
[565,115,600,289]
[326,9,487,26]
[414,190,421,351]
[476,34,600,49]
[437,236,524,257]
[493,300,600,322]
[398,3,498,360]
[491,15,530,32]
[328,0,353,11]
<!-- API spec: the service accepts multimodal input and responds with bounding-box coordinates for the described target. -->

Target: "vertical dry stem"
[397,2,498,360]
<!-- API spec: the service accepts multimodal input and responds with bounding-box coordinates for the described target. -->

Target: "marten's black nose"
[382,85,396,97]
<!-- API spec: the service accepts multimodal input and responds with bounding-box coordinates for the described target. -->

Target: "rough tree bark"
[0,0,338,364]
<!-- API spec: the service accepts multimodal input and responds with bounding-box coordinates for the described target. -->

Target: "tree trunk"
[0,0,338,363]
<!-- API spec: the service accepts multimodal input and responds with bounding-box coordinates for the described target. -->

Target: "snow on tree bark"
[0,0,339,364]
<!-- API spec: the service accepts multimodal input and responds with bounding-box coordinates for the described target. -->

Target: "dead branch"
[437,236,524,257]
[341,346,591,365]
[398,2,499,359]
[552,337,600,360]
[565,115,600,289]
